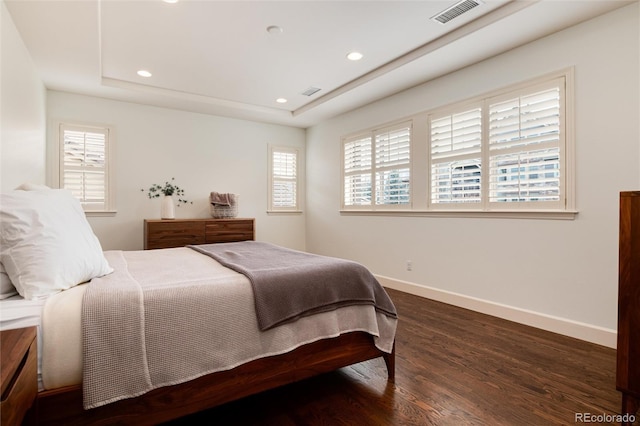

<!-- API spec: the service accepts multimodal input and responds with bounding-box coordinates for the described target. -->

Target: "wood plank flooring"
[166,288,628,425]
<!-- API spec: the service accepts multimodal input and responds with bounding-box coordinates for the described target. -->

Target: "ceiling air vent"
[301,87,322,97]
[431,0,483,24]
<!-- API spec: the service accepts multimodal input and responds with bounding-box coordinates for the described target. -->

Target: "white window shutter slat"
[373,124,411,206]
[270,146,299,211]
[431,160,481,204]
[343,136,373,207]
[430,107,482,205]
[60,125,109,211]
[488,85,562,204]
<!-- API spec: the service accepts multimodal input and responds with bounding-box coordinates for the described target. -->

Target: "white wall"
[0,1,46,191]
[47,92,307,251]
[306,4,640,347]
[4,0,638,347]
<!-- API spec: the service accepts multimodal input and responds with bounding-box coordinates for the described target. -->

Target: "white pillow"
[0,263,17,299]
[0,189,113,300]
[14,183,51,191]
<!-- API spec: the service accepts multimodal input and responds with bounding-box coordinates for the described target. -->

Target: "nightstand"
[1,326,37,426]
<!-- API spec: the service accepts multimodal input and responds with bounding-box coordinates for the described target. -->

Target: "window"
[59,123,114,213]
[430,107,482,204]
[487,82,563,207]
[429,77,565,211]
[341,70,574,217]
[269,146,299,212]
[343,135,372,206]
[343,122,411,209]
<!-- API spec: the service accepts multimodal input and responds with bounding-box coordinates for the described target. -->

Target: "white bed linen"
[41,248,397,401]
[0,294,47,330]
[41,283,87,389]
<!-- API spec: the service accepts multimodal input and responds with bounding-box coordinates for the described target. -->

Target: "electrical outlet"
[406,260,412,271]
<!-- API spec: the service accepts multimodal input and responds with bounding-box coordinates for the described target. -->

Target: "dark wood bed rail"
[36,332,394,425]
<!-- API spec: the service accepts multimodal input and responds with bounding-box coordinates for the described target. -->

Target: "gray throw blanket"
[188,241,398,330]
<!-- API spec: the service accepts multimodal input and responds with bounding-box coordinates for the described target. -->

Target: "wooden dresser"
[617,191,640,423]
[144,218,255,249]
[1,327,37,426]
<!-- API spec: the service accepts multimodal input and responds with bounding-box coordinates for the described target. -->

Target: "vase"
[161,195,175,219]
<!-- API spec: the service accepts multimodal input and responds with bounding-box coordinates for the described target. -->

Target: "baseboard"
[376,275,617,349]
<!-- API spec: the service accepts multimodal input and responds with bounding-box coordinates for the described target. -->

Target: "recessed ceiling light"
[267,25,283,35]
[163,0,179,3]
[347,51,363,61]
[137,70,152,78]
[276,98,287,104]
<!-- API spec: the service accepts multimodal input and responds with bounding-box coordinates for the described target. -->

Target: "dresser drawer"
[205,219,254,243]
[145,221,206,249]
[1,328,37,426]
[144,218,255,249]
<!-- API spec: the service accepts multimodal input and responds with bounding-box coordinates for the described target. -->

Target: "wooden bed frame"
[35,331,395,425]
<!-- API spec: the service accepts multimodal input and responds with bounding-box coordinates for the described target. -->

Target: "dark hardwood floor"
[166,288,628,425]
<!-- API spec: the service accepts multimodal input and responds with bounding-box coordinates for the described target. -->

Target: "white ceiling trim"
[5,0,634,128]
[96,0,291,119]
[100,77,293,117]
[293,0,538,117]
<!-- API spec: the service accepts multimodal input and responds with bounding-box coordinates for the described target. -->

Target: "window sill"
[267,210,304,215]
[340,209,578,220]
[84,210,117,217]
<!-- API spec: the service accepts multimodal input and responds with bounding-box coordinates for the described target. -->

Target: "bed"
[0,188,397,425]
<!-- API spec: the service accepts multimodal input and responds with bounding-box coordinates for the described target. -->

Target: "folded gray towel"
[210,192,232,206]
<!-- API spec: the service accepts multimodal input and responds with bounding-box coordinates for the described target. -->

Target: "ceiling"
[5,0,635,128]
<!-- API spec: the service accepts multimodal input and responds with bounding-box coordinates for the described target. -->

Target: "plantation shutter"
[430,107,482,205]
[340,71,571,215]
[488,78,563,207]
[343,135,373,206]
[271,147,298,210]
[374,123,411,205]
[60,124,109,211]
